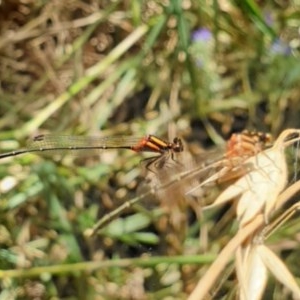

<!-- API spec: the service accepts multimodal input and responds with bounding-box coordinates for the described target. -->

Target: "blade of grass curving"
[85,190,154,237]
[130,0,142,26]
[236,0,276,38]
[262,180,300,240]
[85,155,237,236]
[0,14,47,50]
[30,2,120,95]
[13,25,148,139]
[96,68,138,128]
[0,254,215,279]
[84,56,141,107]
[141,14,167,55]
[258,245,300,298]
[188,214,265,300]
[173,0,190,50]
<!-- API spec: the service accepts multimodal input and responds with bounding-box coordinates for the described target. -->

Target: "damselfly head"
[171,137,184,153]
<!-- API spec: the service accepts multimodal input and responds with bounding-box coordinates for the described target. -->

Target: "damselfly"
[88,130,274,234]
[0,134,184,170]
[0,130,276,234]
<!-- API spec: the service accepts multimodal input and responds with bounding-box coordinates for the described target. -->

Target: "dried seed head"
[207,129,300,226]
[226,130,273,159]
[236,245,268,300]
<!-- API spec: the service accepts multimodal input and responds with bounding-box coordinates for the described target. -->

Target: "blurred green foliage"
[0,0,300,299]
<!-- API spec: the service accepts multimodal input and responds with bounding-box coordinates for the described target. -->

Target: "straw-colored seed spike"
[237,243,300,300]
[238,144,287,225]
[207,129,300,226]
[207,147,287,226]
[257,244,300,298]
[188,130,300,300]
[236,245,268,300]
[262,128,300,220]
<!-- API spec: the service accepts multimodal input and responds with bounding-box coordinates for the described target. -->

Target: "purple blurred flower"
[192,28,212,43]
[270,39,292,56]
[264,11,274,27]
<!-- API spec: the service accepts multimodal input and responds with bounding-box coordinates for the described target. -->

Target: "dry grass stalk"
[189,129,300,300]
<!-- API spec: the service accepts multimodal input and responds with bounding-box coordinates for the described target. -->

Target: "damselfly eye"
[172,137,184,152]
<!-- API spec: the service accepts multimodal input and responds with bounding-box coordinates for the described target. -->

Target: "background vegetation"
[1,0,300,299]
